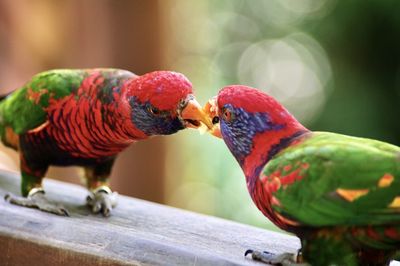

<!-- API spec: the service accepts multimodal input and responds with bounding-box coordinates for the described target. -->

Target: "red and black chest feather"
[21,71,142,163]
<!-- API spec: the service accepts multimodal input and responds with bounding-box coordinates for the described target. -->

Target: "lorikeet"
[0,68,212,216]
[204,85,400,265]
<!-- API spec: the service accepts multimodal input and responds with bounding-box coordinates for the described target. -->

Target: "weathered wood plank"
[2,169,395,266]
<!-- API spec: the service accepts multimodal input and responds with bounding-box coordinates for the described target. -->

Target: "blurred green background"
[164,0,400,231]
[0,0,399,233]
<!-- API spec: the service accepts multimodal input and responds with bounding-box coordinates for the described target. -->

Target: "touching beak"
[209,123,222,138]
[202,98,222,138]
[180,97,213,130]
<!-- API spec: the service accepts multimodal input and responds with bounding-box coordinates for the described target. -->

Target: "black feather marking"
[129,96,184,136]
[220,104,284,164]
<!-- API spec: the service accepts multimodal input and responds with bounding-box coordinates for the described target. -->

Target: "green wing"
[264,132,400,226]
[0,69,87,135]
[0,68,135,136]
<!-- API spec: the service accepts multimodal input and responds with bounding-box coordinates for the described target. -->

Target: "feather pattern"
[0,68,194,172]
[214,85,400,265]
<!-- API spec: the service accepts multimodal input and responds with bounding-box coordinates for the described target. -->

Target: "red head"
[127,71,193,111]
[217,85,296,120]
[122,71,212,136]
[206,85,308,178]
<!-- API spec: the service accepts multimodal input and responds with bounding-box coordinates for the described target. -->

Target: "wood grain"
[0,169,300,265]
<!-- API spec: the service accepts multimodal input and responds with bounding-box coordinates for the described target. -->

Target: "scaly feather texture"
[1,69,193,164]
[211,85,400,265]
[0,68,202,216]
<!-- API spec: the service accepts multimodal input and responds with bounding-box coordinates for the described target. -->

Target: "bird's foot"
[86,186,118,217]
[245,250,309,266]
[4,188,69,216]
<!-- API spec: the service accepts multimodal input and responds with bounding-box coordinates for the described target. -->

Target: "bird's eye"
[221,108,234,122]
[149,106,160,115]
[148,105,170,117]
[212,116,220,124]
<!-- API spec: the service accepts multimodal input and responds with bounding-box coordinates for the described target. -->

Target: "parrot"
[0,68,212,217]
[203,85,400,266]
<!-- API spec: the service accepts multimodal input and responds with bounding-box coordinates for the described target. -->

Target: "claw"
[92,202,102,213]
[5,191,69,216]
[244,249,254,257]
[4,193,11,201]
[87,186,118,217]
[244,249,303,266]
[60,207,70,216]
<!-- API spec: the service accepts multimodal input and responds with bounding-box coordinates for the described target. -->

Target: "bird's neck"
[241,122,309,187]
[241,123,310,231]
[84,78,147,149]
[104,80,149,143]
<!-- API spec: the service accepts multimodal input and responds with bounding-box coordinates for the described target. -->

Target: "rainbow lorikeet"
[0,69,212,216]
[204,85,400,265]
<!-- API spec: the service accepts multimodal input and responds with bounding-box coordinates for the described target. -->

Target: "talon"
[5,192,69,216]
[4,193,11,201]
[60,207,70,217]
[103,207,111,217]
[87,187,118,216]
[92,202,101,213]
[86,194,93,203]
[102,199,112,217]
[245,249,299,265]
[250,250,265,262]
[244,249,254,257]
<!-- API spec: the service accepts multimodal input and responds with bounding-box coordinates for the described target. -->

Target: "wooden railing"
[0,169,299,265]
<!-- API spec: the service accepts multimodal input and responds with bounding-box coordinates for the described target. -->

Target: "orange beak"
[209,124,222,138]
[180,97,213,130]
[202,97,222,139]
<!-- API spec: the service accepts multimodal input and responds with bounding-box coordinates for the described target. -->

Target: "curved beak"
[180,97,213,130]
[203,97,222,138]
[209,123,222,138]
